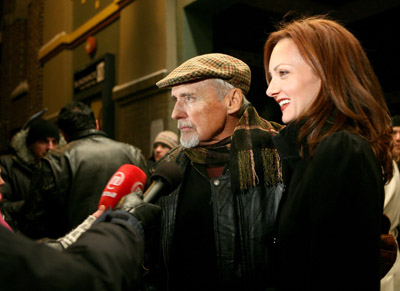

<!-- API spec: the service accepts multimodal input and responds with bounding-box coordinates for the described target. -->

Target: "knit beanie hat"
[26,118,60,146]
[154,131,179,149]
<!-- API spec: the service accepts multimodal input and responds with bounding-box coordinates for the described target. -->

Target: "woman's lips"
[278,99,290,111]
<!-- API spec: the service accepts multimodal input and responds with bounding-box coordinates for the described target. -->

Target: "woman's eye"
[279,70,289,77]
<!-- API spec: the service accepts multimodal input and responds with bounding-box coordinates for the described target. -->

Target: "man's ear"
[226,88,243,115]
[60,129,70,143]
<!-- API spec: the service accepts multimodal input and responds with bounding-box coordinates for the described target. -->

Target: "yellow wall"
[73,20,120,74]
[43,0,73,43]
[42,52,74,121]
[40,0,179,155]
[42,0,74,119]
[118,0,167,84]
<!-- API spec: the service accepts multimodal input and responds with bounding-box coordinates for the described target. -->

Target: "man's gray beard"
[180,133,199,148]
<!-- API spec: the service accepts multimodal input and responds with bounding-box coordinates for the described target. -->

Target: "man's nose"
[171,100,185,120]
[47,141,55,150]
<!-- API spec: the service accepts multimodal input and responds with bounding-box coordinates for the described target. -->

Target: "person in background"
[147,130,179,167]
[0,166,161,291]
[392,115,400,168]
[264,15,393,290]
[151,53,284,291]
[0,117,62,231]
[18,101,148,239]
[380,115,400,291]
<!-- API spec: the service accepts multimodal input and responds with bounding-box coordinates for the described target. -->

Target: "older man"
[150,53,283,290]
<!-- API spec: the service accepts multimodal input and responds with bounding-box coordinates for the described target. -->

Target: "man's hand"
[92,205,106,219]
[114,191,161,238]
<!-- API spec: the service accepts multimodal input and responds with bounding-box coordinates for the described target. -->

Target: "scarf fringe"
[238,150,259,189]
[261,148,283,186]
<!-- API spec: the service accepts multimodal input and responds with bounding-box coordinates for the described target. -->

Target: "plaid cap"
[156,53,251,95]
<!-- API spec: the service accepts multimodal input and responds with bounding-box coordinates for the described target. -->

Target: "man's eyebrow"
[171,92,196,99]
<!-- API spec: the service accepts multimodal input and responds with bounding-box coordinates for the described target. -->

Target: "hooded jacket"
[0,129,65,230]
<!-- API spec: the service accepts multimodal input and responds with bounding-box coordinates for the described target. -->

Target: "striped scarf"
[184,105,283,192]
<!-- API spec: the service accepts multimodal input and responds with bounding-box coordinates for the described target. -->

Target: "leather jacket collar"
[69,129,107,142]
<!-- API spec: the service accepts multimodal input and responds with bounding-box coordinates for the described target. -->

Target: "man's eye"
[186,96,196,102]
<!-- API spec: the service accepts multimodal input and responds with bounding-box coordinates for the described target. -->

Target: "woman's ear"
[226,88,243,115]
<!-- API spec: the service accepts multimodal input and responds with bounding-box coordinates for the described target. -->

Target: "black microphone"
[143,161,183,203]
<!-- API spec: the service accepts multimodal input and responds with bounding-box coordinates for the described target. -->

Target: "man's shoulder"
[160,146,184,162]
[0,154,32,173]
[0,154,13,166]
[68,134,137,150]
[150,146,186,172]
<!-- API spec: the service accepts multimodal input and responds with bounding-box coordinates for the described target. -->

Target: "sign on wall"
[73,54,115,138]
[73,59,105,94]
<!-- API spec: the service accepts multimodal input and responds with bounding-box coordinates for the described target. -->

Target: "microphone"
[98,164,147,209]
[143,161,183,203]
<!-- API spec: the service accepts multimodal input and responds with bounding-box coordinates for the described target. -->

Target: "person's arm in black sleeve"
[0,159,23,229]
[0,215,144,290]
[0,193,161,291]
[18,159,67,239]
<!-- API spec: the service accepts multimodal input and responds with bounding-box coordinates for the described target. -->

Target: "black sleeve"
[0,157,14,202]
[18,159,67,239]
[0,219,145,291]
[304,132,383,289]
[0,158,23,229]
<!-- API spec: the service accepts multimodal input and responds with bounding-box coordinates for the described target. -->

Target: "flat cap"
[156,53,251,95]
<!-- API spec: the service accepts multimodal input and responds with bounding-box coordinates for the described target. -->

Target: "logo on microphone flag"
[98,164,147,209]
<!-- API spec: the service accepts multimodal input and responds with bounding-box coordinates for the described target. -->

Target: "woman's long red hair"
[264,16,393,182]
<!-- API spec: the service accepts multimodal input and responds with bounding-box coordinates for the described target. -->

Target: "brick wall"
[0,0,44,153]
[116,91,172,158]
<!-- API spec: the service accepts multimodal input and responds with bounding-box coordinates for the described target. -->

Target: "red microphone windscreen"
[98,164,147,209]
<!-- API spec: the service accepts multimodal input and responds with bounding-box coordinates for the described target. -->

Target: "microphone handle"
[143,180,165,203]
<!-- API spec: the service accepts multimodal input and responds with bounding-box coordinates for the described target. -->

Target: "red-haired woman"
[264,16,393,290]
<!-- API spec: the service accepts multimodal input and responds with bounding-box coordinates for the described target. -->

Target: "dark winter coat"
[0,128,65,230]
[150,145,284,291]
[272,122,384,291]
[0,213,145,291]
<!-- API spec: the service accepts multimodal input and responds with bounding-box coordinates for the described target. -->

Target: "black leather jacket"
[0,154,34,230]
[152,147,284,290]
[19,129,149,239]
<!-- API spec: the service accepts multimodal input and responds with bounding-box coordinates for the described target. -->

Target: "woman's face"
[266,38,321,124]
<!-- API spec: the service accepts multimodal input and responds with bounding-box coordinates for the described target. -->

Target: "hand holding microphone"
[49,162,182,250]
[98,164,147,210]
[48,164,148,250]
[114,161,183,237]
